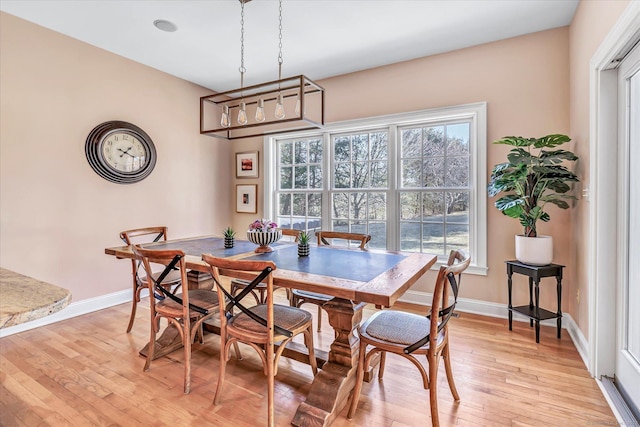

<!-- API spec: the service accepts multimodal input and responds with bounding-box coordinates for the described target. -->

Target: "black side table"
[506,260,564,343]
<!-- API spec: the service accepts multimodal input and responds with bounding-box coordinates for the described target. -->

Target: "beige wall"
[232,28,573,311]
[0,13,231,301]
[569,0,631,336]
[3,1,631,337]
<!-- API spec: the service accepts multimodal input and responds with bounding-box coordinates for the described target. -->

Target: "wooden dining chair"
[290,231,371,331]
[280,227,301,242]
[347,250,470,427]
[229,228,298,304]
[314,231,371,249]
[132,245,220,394]
[201,254,318,427]
[120,226,182,333]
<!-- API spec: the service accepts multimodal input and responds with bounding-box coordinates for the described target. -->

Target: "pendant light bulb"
[237,102,248,125]
[255,98,266,122]
[294,94,301,116]
[275,94,286,120]
[220,104,230,128]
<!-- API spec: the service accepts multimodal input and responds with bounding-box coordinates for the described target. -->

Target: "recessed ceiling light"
[153,19,177,32]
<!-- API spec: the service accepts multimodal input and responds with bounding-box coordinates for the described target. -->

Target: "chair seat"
[229,303,313,340]
[144,269,182,286]
[291,289,332,301]
[232,278,268,290]
[156,289,219,318]
[232,278,284,293]
[361,310,444,349]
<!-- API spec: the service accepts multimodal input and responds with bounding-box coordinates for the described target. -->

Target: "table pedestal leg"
[187,270,213,290]
[292,298,364,427]
[139,324,183,359]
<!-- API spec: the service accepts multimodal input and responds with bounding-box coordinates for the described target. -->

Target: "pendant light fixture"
[200,0,325,140]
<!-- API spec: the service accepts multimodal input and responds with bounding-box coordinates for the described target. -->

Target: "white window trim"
[264,102,487,275]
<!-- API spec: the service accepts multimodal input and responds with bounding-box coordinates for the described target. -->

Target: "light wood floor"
[0,295,615,427]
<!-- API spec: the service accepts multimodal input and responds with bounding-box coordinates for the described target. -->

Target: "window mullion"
[322,132,331,231]
[388,124,399,251]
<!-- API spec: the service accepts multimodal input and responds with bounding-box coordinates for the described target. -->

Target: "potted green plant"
[297,230,310,257]
[223,226,236,248]
[488,134,579,265]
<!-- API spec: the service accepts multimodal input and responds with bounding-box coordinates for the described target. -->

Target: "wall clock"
[85,121,156,184]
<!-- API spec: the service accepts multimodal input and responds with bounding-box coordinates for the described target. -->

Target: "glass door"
[617,41,640,413]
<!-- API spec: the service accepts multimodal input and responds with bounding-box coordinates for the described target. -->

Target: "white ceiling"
[0,0,579,92]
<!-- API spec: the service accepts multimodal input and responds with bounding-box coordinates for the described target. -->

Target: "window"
[398,122,470,255]
[331,130,389,249]
[275,137,323,231]
[264,103,487,274]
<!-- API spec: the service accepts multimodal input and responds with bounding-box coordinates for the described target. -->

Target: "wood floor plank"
[0,299,616,427]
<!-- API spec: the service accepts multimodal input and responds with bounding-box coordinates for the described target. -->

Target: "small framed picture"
[236,184,257,213]
[236,151,259,178]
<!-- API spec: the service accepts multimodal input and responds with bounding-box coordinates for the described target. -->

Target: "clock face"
[101,131,148,173]
[85,121,156,184]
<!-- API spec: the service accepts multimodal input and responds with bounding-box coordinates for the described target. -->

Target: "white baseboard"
[565,313,589,369]
[398,289,591,369]
[0,288,138,338]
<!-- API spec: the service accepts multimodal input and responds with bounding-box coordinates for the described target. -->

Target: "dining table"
[105,235,436,427]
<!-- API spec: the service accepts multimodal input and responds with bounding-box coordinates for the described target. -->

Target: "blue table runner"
[246,245,406,283]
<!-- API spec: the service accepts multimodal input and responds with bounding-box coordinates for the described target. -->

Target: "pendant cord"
[239,0,246,93]
[278,0,283,81]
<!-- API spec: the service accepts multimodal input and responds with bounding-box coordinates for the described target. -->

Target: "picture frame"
[236,151,259,178]
[236,184,257,213]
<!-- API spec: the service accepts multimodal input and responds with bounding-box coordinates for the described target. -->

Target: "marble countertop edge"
[0,268,72,329]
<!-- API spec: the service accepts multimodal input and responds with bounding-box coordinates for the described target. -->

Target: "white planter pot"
[515,235,553,266]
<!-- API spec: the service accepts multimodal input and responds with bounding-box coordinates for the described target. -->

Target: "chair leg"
[258,288,268,304]
[198,323,205,344]
[172,283,181,295]
[378,351,386,380]
[127,297,137,333]
[428,352,440,427]
[127,284,142,333]
[267,339,275,427]
[346,339,367,419]
[304,325,318,375]
[183,328,192,394]
[233,342,242,360]
[317,305,322,332]
[144,314,157,372]
[214,338,232,405]
[442,343,460,401]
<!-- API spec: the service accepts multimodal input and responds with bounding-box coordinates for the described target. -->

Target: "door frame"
[589,1,640,379]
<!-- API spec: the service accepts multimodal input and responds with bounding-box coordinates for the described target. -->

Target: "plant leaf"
[493,136,536,147]
[533,134,571,148]
[539,149,579,163]
[546,199,570,209]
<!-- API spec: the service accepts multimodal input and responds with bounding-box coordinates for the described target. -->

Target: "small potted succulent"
[223,226,236,248]
[297,230,310,257]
